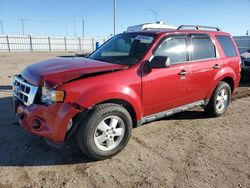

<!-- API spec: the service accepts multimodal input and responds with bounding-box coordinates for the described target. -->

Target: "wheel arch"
[221,76,234,94]
[207,76,235,100]
[69,98,140,136]
[96,98,138,128]
[207,67,237,100]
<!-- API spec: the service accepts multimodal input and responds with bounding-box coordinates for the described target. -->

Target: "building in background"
[233,36,250,54]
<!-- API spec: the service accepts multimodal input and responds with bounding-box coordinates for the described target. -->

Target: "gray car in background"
[241,49,250,76]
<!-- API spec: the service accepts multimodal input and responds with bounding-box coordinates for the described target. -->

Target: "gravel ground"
[0,52,250,188]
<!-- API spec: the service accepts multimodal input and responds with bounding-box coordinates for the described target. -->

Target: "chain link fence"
[0,35,106,52]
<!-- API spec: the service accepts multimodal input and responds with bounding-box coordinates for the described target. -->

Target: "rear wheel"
[205,81,231,117]
[77,103,132,160]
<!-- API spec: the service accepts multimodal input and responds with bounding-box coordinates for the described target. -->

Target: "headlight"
[41,87,65,104]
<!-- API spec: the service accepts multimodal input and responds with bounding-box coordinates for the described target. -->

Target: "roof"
[126,24,229,36]
[126,28,229,36]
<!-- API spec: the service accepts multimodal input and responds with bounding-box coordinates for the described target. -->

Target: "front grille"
[12,75,38,106]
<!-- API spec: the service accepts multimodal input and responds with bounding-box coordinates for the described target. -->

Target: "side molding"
[139,100,208,125]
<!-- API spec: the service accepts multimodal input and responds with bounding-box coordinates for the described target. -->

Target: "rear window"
[216,35,237,57]
[190,34,216,61]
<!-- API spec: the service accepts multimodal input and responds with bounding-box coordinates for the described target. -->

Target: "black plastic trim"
[138,100,208,125]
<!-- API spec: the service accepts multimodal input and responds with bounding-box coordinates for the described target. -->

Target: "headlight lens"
[41,87,65,104]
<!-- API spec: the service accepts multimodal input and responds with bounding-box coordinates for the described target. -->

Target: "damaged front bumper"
[14,99,79,143]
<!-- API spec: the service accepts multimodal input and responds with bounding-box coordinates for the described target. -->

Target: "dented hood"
[21,57,128,87]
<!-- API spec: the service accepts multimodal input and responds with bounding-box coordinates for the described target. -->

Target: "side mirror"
[148,56,170,69]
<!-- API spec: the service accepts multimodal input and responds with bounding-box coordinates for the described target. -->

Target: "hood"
[21,57,128,87]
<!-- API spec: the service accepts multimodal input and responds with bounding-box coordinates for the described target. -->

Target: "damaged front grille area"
[12,75,38,106]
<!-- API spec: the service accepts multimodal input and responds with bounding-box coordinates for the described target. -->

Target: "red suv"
[13,25,241,160]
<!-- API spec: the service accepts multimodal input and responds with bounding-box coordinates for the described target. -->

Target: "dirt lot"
[0,52,250,188]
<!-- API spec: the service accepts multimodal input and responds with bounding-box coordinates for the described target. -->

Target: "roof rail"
[177,25,221,31]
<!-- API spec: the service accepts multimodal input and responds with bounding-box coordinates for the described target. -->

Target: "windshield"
[89,33,155,66]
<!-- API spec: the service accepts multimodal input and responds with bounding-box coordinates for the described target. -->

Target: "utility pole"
[20,18,26,35]
[114,0,116,35]
[82,18,85,38]
[65,25,68,36]
[148,9,158,22]
[73,20,76,37]
[0,20,4,35]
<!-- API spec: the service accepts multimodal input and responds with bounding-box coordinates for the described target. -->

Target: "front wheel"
[205,81,231,117]
[77,103,133,160]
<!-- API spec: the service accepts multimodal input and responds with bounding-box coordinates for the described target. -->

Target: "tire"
[205,81,231,117]
[77,103,133,160]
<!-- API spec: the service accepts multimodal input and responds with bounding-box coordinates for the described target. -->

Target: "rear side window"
[190,35,216,61]
[216,35,237,57]
[155,37,187,64]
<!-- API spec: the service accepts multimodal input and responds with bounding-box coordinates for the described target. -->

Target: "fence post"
[29,35,33,52]
[6,35,10,52]
[48,36,51,51]
[92,38,94,51]
[78,37,81,51]
[64,37,67,51]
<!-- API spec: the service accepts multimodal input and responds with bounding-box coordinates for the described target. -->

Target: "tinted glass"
[216,35,237,57]
[89,33,155,66]
[190,36,216,60]
[155,37,187,64]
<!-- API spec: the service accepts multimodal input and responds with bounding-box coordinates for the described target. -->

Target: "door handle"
[178,70,188,75]
[213,64,221,69]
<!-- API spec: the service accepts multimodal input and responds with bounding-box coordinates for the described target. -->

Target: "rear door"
[215,35,241,89]
[187,33,222,101]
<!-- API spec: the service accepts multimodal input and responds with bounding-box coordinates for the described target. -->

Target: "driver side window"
[155,37,187,64]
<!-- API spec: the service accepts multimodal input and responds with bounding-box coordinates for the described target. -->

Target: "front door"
[142,35,191,116]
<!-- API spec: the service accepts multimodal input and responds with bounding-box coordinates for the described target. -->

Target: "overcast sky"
[0,0,249,37]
